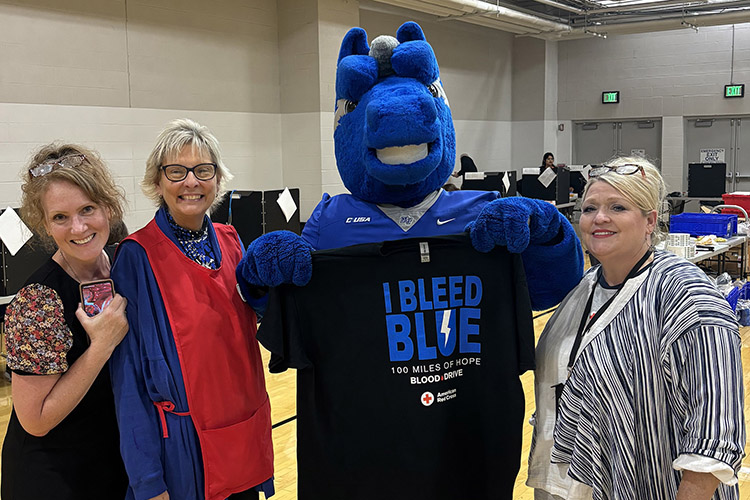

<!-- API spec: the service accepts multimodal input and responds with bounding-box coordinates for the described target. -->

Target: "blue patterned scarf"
[166,211,217,269]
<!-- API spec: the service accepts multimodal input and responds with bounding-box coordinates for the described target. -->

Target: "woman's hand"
[148,492,169,500]
[75,294,129,356]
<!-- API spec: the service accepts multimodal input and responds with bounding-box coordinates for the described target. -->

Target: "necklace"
[59,251,83,282]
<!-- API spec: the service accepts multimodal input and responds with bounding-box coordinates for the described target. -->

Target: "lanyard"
[566,249,653,374]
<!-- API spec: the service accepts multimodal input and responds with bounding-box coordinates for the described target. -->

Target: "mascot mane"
[334,22,456,207]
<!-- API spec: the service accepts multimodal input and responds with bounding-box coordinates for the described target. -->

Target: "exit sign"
[602,91,620,104]
[725,84,745,98]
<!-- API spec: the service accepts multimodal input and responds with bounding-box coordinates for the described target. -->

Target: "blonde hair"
[142,118,233,210]
[583,156,667,244]
[20,143,126,248]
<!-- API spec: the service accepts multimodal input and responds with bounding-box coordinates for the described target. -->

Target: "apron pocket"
[200,395,273,500]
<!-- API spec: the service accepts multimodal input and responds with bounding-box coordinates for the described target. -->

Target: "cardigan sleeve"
[110,241,172,500]
[669,324,745,480]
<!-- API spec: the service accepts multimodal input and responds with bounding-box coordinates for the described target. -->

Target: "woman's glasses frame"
[588,164,646,179]
[29,154,87,178]
[160,163,217,182]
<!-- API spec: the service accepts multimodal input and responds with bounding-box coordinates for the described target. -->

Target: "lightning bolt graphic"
[441,309,453,348]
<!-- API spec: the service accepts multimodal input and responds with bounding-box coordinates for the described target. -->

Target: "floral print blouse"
[5,283,73,375]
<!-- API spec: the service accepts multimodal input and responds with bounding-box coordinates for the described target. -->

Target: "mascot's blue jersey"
[302,189,499,250]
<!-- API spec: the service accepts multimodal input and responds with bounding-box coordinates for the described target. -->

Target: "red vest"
[126,220,273,500]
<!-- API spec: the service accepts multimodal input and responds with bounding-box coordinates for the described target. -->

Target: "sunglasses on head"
[29,154,86,178]
[588,164,645,179]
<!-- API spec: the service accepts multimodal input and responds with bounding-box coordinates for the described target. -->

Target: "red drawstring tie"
[153,401,190,438]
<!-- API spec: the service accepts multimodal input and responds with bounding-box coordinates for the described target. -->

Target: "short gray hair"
[142,118,233,210]
[583,156,667,244]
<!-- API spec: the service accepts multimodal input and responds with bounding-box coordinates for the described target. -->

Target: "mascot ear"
[338,27,370,63]
[392,41,439,84]
[396,22,426,43]
[336,55,379,102]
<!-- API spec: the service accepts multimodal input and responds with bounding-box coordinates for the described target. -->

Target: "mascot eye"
[427,80,450,107]
[334,98,358,131]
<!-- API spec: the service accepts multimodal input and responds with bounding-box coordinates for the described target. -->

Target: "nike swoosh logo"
[437,218,456,225]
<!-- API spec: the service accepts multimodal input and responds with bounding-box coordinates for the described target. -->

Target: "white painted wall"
[558,24,750,192]
[0,0,282,232]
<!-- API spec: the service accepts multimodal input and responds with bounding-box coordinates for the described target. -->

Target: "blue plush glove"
[466,197,562,253]
[237,230,314,287]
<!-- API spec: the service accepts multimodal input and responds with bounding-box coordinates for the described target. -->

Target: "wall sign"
[699,148,726,163]
[725,84,745,98]
[602,91,620,104]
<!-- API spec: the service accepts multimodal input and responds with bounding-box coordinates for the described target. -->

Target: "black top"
[1,257,128,500]
[455,155,478,176]
[259,234,535,500]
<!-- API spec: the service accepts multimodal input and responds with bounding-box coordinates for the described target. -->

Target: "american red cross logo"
[421,391,434,407]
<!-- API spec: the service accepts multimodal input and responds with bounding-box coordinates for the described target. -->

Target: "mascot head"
[334,22,456,207]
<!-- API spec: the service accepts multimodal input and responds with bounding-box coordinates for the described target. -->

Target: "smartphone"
[79,279,115,317]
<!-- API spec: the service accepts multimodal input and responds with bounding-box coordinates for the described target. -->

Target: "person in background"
[540,152,555,173]
[2,143,129,499]
[451,153,478,178]
[109,118,274,500]
[527,157,745,499]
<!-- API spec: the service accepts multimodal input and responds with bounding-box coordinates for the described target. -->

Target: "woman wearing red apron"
[110,119,274,500]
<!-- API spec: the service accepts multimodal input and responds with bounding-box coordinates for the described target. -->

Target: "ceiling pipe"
[373,0,571,31]
[585,0,717,14]
[551,8,750,38]
[528,0,585,15]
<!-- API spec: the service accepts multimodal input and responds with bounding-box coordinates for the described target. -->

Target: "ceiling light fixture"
[584,29,608,38]
[681,20,699,31]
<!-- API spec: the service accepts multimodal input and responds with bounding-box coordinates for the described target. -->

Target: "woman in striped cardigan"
[527,157,745,500]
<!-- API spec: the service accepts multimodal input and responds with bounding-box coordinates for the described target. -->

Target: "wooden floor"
[1,320,750,498]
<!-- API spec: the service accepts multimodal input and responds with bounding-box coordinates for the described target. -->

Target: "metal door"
[573,120,662,166]
[620,120,662,167]
[573,122,617,164]
[684,118,734,191]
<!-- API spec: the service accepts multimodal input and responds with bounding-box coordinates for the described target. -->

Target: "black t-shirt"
[259,234,535,500]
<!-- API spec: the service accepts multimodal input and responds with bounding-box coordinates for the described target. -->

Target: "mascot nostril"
[238,20,583,312]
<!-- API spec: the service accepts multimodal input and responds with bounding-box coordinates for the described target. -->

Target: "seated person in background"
[2,143,129,500]
[451,153,478,178]
[540,152,555,173]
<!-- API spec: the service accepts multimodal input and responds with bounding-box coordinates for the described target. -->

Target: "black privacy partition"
[264,188,301,233]
[0,208,53,297]
[210,188,301,247]
[461,171,517,197]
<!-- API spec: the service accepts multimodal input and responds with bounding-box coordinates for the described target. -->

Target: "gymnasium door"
[684,117,746,192]
[573,120,662,167]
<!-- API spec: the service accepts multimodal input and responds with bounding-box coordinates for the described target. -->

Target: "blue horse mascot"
[238,21,582,311]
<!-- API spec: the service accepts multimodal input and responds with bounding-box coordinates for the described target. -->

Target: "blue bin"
[669,213,738,237]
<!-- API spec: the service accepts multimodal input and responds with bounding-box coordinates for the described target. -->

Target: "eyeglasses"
[29,154,86,178]
[588,164,645,179]
[161,163,217,182]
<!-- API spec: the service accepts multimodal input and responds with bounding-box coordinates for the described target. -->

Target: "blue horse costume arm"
[237,21,583,311]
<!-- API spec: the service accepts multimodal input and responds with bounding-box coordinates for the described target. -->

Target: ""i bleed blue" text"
[382,276,482,362]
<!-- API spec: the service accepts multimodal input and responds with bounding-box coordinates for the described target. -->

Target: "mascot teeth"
[376,144,429,165]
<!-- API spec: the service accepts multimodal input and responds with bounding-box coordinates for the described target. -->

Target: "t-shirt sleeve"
[4,283,74,375]
[256,285,311,373]
[300,194,330,249]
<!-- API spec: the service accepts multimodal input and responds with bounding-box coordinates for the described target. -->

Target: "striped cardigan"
[528,250,745,500]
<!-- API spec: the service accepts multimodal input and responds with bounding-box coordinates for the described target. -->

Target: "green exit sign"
[602,91,620,104]
[725,84,745,98]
